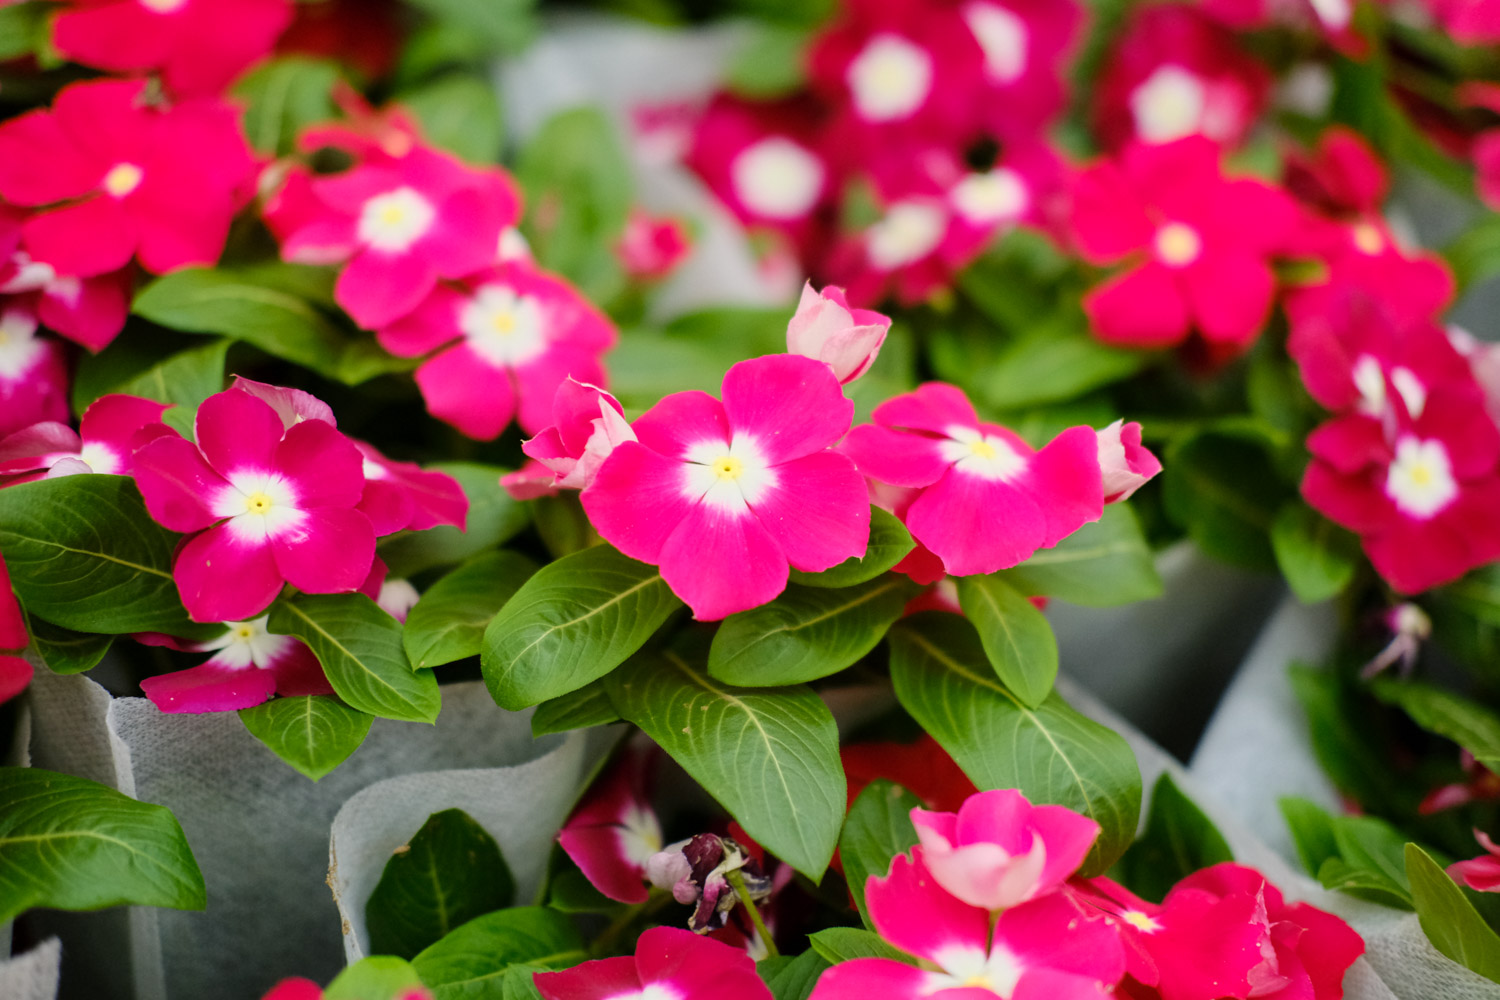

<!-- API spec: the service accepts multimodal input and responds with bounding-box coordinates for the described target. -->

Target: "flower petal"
[196,389,286,479]
[905,470,1047,576]
[842,424,952,489]
[582,442,699,564]
[866,850,990,964]
[140,658,277,714]
[133,434,229,534]
[632,391,731,460]
[1083,263,1190,348]
[273,418,365,509]
[269,508,375,596]
[414,344,517,441]
[658,500,788,620]
[747,451,869,572]
[23,198,137,278]
[720,354,853,463]
[807,959,935,1000]
[0,654,32,705]
[336,248,438,330]
[175,525,283,623]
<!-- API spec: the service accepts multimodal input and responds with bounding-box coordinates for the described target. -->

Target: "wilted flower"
[645,832,772,933]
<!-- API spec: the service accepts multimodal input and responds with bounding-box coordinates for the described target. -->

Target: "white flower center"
[867,200,946,270]
[77,441,121,475]
[357,187,436,253]
[1308,0,1352,29]
[139,0,190,12]
[847,34,933,122]
[940,424,1027,481]
[951,169,1029,224]
[458,284,546,369]
[102,163,144,199]
[0,308,43,380]
[1122,910,1162,933]
[617,986,681,1000]
[925,944,1025,999]
[681,436,778,513]
[1351,222,1385,255]
[1386,436,1458,519]
[1154,222,1202,267]
[963,2,1028,83]
[212,470,307,543]
[732,138,825,220]
[200,615,293,670]
[1131,66,1207,144]
[617,801,665,868]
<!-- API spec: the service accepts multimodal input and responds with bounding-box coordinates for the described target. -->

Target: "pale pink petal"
[842,424,954,488]
[807,959,932,1000]
[140,659,277,714]
[1026,426,1105,547]
[905,471,1047,576]
[0,654,32,705]
[873,383,979,436]
[273,418,364,509]
[719,354,853,463]
[23,198,137,278]
[1097,420,1161,503]
[658,501,788,620]
[195,389,285,479]
[1084,263,1190,348]
[1028,806,1103,889]
[582,443,699,564]
[632,391,730,460]
[747,451,869,572]
[414,345,517,441]
[866,850,990,964]
[175,526,283,623]
[133,435,229,533]
[336,249,438,330]
[269,507,375,595]
[231,377,336,430]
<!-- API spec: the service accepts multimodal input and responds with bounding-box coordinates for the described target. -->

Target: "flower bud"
[785,282,890,385]
[1096,419,1161,503]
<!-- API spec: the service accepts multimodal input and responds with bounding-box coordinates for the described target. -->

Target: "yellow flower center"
[1123,910,1161,933]
[1352,222,1385,255]
[712,456,744,480]
[103,163,144,199]
[235,625,255,640]
[491,310,516,335]
[245,492,274,515]
[969,439,997,459]
[1407,462,1433,487]
[1154,222,1201,267]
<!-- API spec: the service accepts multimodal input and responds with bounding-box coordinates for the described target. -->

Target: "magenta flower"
[376,262,616,439]
[810,848,1124,1000]
[0,208,130,352]
[353,440,468,536]
[517,379,637,494]
[138,614,331,714]
[558,747,663,905]
[1070,136,1295,352]
[0,394,171,486]
[786,282,890,385]
[842,383,1103,577]
[53,0,294,97]
[0,79,254,278]
[0,306,70,439]
[0,552,32,706]
[582,354,869,620]
[534,926,771,1000]
[1448,830,1500,892]
[616,209,692,282]
[910,789,1101,911]
[1424,0,1500,44]
[132,384,376,623]
[1096,420,1161,504]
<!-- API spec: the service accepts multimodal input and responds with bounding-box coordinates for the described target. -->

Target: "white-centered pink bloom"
[533,926,771,1000]
[0,305,70,438]
[137,615,331,714]
[132,384,376,623]
[1448,830,1500,892]
[910,788,1101,911]
[842,383,1103,577]
[0,394,171,486]
[517,379,637,495]
[582,354,869,620]
[1096,420,1161,503]
[557,747,663,905]
[785,282,890,385]
[0,552,31,706]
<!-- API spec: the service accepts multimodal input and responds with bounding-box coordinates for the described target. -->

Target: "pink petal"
[841,425,953,489]
[264,640,332,697]
[52,3,175,76]
[420,185,514,279]
[1182,251,1275,347]
[160,0,294,96]
[747,451,869,572]
[865,850,989,964]
[414,345,517,441]
[558,825,651,904]
[1027,805,1104,889]
[129,184,237,275]
[719,354,853,464]
[375,284,467,358]
[81,394,170,457]
[807,959,931,1000]
[873,383,980,436]
[38,269,131,352]
[1070,161,1153,263]
[269,507,376,596]
[358,479,414,537]
[1300,460,1391,535]
[632,926,765,1000]
[24,198,137,278]
[0,553,26,650]
[533,956,640,1000]
[274,418,364,509]
[658,500,789,620]
[195,389,286,479]
[175,526,284,623]
[1084,263,1191,348]
[1012,969,1116,1000]
[0,421,80,472]
[0,654,34,704]
[582,443,699,564]
[140,658,277,714]
[906,471,1048,576]
[0,109,101,205]
[133,435,229,534]
[1026,425,1105,547]
[336,249,438,330]
[632,391,731,460]
[1306,416,1388,474]
[231,377,337,430]
[514,346,609,438]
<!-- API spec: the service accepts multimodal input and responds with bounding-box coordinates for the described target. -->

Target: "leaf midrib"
[500,572,663,670]
[0,530,173,581]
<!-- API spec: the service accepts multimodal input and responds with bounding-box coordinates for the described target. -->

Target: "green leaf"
[404,551,538,669]
[0,3,47,61]
[1271,503,1359,604]
[981,325,1148,410]
[1289,666,1395,811]
[367,808,516,960]
[269,594,441,724]
[24,613,114,675]
[807,927,917,967]
[708,576,919,687]
[0,767,206,923]
[499,965,546,1000]
[1406,843,1500,983]
[789,507,915,589]
[238,695,373,781]
[133,266,410,384]
[1162,431,1288,571]
[1281,796,1341,878]
[725,25,809,98]
[839,780,921,929]
[1329,815,1414,908]
[326,956,428,1000]
[401,0,537,53]
[888,614,1141,875]
[1115,773,1233,903]
[530,680,621,737]
[997,505,1162,607]
[75,338,229,436]
[379,464,529,577]
[0,475,202,636]
[412,906,587,1000]
[482,545,679,711]
[399,73,504,164]
[1444,209,1500,293]
[605,647,845,879]
[1371,679,1500,772]
[233,56,340,156]
[956,574,1058,708]
[765,949,831,1000]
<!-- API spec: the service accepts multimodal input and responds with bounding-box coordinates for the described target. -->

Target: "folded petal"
[748,451,869,572]
[514,346,609,438]
[140,658,277,714]
[720,354,854,463]
[269,507,375,595]
[658,500,788,620]
[175,526,283,623]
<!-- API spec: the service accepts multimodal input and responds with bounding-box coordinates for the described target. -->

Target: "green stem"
[726,869,779,960]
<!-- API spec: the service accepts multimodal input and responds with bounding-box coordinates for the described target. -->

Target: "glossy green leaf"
[404,551,538,669]
[238,695,373,781]
[709,576,919,687]
[24,613,114,675]
[234,56,340,156]
[789,507,915,589]
[482,545,679,711]
[605,648,845,879]
[412,906,587,1000]
[326,956,428,1000]
[839,779,921,929]
[981,324,1148,410]
[530,679,620,737]
[75,338,229,436]
[0,768,205,923]
[379,464,529,577]
[1406,843,1500,983]
[269,594,441,724]
[807,927,916,966]
[1115,773,1233,903]
[957,574,1058,708]
[1372,680,1500,772]
[888,614,1141,874]
[400,73,503,164]
[1271,503,1359,604]
[997,506,1162,607]
[1281,796,1341,878]
[765,949,831,1000]
[367,808,515,960]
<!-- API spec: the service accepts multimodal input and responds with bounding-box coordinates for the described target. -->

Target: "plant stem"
[726,869,779,960]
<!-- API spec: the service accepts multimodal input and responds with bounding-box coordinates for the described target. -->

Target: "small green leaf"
[1114,773,1233,903]
[24,613,114,675]
[367,808,516,960]
[606,648,845,880]
[399,73,503,164]
[839,780,921,929]
[404,551,538,669]
[1406,843,1500,983]
[238,695,373,781]
[400,0,537,53]
[412,906,587,1000]
[0,3,48,61]
[708,576,919,687]
[530,680,621,737]
[956,574,1058,708]
[789,507,915,589]
[725,25,809,98]
[482,545,680,710]
[75,338,229,436]
[325,956,428,1000]
[1328,815,1414,908]
[0,768,206,923]
[765,949,831,1000]
[269,594,441,724]
[233,56,340,156]
[1271,503,1359,604]
[981,324,1148,410]
[807,927,917,966]
[1445,213,1500,293]
[1371,680,1500,773]
[997,505,1161,607]
[1281,797,1341,879]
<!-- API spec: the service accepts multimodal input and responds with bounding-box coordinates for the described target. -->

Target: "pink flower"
[1070,137,1296,352]
[0,394,171,485]
[1420,750,1500,815]
[376,262,616,439]
[1201,0,1359,48]
[137,614,331,714]
[353,440,468,536]
[0,552,32,706]
[842,382,1103,577]
[533,926,771,1000]
[786,282,891,384]
[1448,829,1500,891]
[0,306,70,439]
[0,79,254,278]
[1097,420,1161,503]
[841,734,978,814]
[910,788,1101,911]
[0,207,131,352]
[582,354,869,620]
[557,747,664,905]
[518,379,637,494]
[53,0,294,97]
[132,384,376,623]
[259,977,431,1000]
[616,209,692,282]
[1423,0,1500,44]
[810,848,1124,1000]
